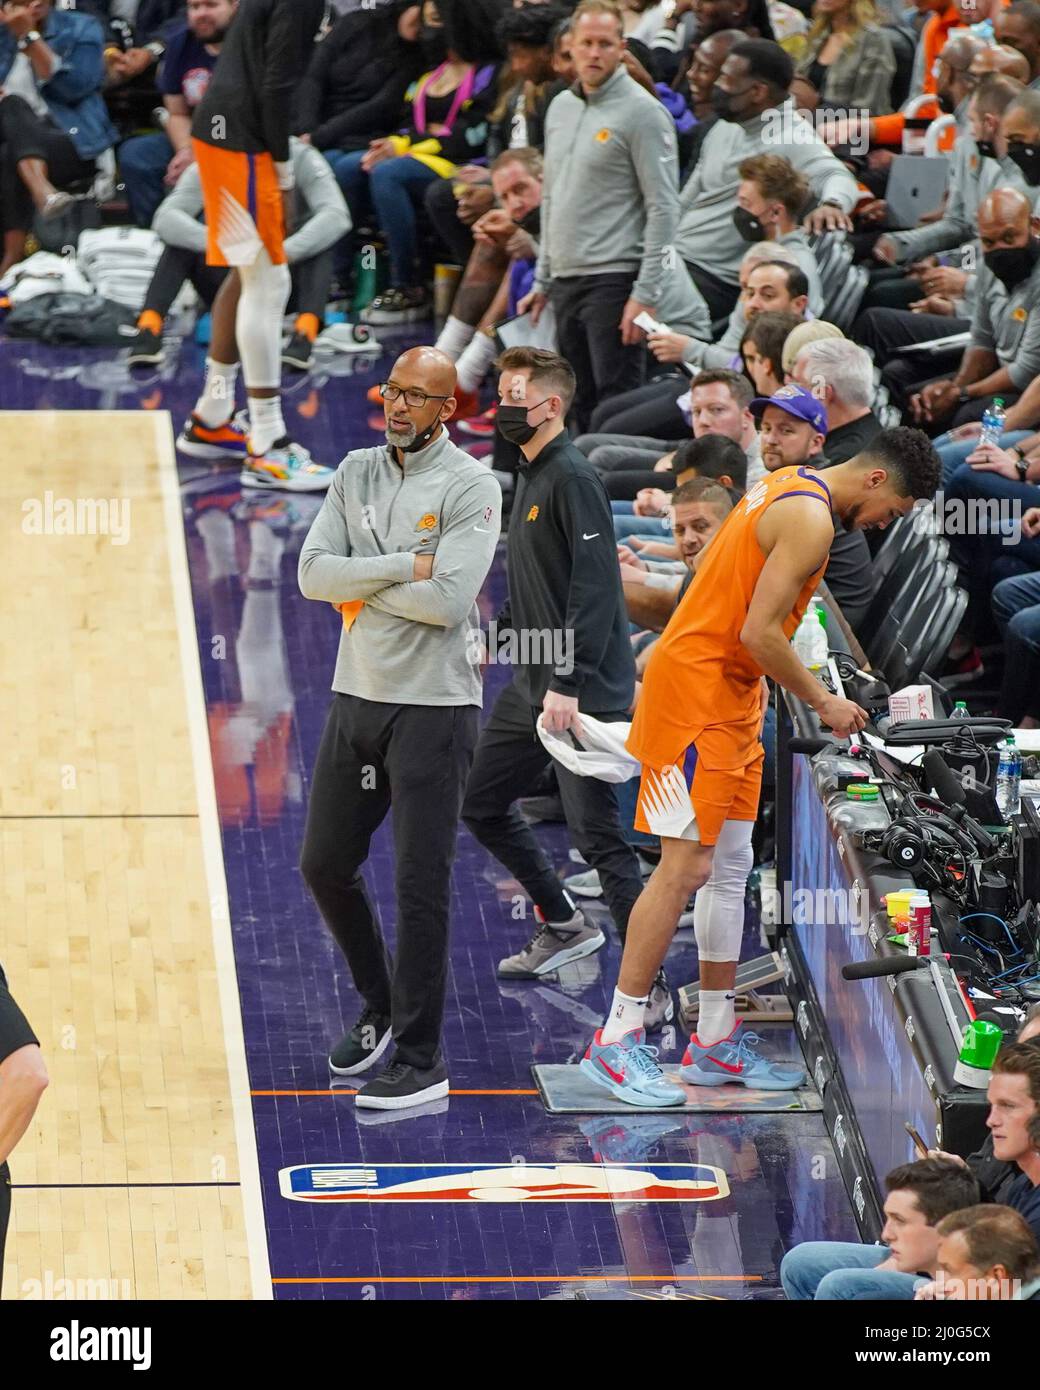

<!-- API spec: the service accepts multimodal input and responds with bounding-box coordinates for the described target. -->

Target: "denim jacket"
[0,9,118,161]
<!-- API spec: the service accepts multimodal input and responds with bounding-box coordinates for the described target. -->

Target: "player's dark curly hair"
[860,427,941,501]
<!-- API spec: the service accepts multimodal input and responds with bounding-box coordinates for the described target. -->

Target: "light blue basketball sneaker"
[580,1028,687,1108]
[680,1023,806,1091]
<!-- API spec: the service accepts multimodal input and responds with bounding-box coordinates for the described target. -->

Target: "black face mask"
[518,204,541,237]
[733,205,767,243]
[984,238,1040,291]
[976,137,997,161]
[1007,142,1040,187]
[497,401,550,446]
[420,24,448,66]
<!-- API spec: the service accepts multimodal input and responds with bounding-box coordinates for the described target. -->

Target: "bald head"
[978,185,1035,254]
[383,347,458,454]
[972,44,1031,83]
[391,345,458,396]
[940,34,983,70]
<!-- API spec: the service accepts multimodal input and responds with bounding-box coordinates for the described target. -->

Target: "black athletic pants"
[299,693,478,1071]
[0,1162,9,1299]
[0,95,96,234]
[462,681,644,941]
[142,244,336,323]
[551,271,646,435]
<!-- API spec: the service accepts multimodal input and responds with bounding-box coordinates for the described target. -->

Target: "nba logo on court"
[278,1162,729,1203]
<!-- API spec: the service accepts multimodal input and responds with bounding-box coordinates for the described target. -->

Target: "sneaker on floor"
[282,330,315,372]
[497,907,605,978]
[450,386,481,420]
[563,867,602,899]
[457,402,497,438]
[177,411,249,460]
[329,1007,392,1076]
[241,438,334,492]
[644,969,674,1033]
[939,646,985,689]
[361,286,431,326]
[680,1023,805,1090]
[579,1027,686,1108]
[354,1058,449,1110]
[126,325,164,367]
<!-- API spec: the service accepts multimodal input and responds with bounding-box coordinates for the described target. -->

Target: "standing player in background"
[0,963,47,1298]
[178,0,336,492]
[580,431,942,1107]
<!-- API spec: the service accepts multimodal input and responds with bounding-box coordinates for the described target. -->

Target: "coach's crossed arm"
[297,463,416,604]
[364,476,502,628]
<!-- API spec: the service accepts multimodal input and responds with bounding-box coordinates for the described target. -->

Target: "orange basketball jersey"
[627,465,833,773]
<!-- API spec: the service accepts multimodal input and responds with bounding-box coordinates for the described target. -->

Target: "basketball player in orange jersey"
[580,423,942,1106]
[177,0,335,491]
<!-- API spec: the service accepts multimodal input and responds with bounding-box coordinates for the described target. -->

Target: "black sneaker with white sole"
[354,1058,449,1110]
[328,1007,392,1076]
[126,326,163,366]
[282,331,314,372]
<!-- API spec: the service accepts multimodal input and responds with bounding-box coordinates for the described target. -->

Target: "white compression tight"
[236,247,292,391]
[694,819,756,964]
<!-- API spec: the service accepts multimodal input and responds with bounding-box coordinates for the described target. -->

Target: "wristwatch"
[1010,447,1030,480]
[18,30,42,51]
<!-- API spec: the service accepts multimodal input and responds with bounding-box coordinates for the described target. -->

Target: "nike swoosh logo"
[705,1056,743,1074]
[582,532,600,541]
[597,1056,626,1084]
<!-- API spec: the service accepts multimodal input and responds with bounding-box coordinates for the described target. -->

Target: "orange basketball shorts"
[191,139,286,268]
[634,742,764,848]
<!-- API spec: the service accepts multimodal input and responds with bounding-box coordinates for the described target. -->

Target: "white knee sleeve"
[236,249,292,389]
[694,819,755,964]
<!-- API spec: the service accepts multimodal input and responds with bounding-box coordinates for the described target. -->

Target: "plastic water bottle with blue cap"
[979,398,1006,450]
[996,734,1021,818]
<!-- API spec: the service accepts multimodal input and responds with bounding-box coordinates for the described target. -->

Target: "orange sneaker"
[177,412,249,460]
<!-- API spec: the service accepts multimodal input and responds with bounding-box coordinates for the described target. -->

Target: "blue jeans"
[324,149,439,287]
[993,570,1040,721]
[780,1242,923,1300]
[614,513,673,543]
[934,429,1032,488]
[119,131,173,229]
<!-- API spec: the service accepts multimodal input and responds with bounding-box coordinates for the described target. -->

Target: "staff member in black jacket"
[0,963,47,1298]
[462,346,672,1028]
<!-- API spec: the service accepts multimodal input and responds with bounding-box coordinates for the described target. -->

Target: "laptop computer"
[885,155,950,230]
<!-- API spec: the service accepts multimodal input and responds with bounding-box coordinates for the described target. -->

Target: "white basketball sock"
[194,359,239,426]
[456,330,498,393]
[247,396,287,457]
[601,988,647,1044]
[435,314,475,360]
[696,989,736,1048]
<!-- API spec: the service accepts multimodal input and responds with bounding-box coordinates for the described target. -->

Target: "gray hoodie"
[298,430,501,707]
[536,65,711,338]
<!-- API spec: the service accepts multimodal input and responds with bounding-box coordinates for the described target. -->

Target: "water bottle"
[952,700,970,720]
[996,735,1022,819]
[806,604,829,671]
[979,398,1006,450]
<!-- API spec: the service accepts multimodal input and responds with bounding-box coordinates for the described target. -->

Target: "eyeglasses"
[379,383,450,409]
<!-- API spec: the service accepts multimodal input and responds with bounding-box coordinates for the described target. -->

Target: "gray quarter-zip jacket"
[535,65,710,338]
[298,429,501,706]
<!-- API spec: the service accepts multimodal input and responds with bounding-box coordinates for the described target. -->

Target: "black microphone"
[789,737,829,755]
[921,749,999,853]
[841,956,931,981]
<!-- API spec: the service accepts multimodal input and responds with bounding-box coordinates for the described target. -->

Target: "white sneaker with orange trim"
[240,438,333,492]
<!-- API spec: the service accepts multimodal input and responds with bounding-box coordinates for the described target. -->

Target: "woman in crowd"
[795,0,896,116]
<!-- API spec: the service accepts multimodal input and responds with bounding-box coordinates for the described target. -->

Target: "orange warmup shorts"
[192,139,287,268]
[634,741,765,848]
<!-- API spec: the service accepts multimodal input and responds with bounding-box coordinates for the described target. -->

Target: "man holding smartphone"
[1,963,47,1297]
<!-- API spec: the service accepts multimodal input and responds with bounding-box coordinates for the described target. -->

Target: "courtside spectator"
[795,0,897,116]
[790,337,882,463]
[781,1157,982,1300]
[0,0,119,277]
[918,1206,1040,1300]
[119,0,236,229]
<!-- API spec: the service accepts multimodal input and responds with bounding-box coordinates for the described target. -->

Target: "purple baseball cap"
[750,384,828,435]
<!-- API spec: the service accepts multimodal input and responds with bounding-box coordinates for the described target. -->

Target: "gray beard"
[386,423,417,450]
